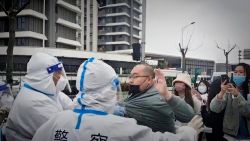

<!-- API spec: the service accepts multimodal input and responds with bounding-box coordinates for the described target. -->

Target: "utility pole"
[238,49,242,63]
[216,42,236,75]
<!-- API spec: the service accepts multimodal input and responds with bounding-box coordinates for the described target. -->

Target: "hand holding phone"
[221,74,229,84]
[230,73,236,88]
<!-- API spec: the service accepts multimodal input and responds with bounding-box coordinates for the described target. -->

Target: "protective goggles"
[47,62,72,93]
[0,84,8,91]
[47,63,63,74]
[0,83,12,95]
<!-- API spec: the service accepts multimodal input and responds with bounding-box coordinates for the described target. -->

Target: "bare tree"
[0,0,30,85]
[215,41,236,74]
[179,43,188,73]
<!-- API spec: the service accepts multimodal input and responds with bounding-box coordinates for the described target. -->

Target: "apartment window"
[17,17,28,31]
[55,6,58,13]
[57,25,76,40]
[100,36,105,42]
[117,7,123,13]
[16,38,28,46]
[117,26,123,32]
[106,0,112,5]
[19,0,28,8]
[133,2,140,10]
[16,38,42,46]
[64,0,76,6]
[98,46,105,52]
[0,40,4,46]
[0,19,5,32]
[106,8,113,14]
[0,39,8,46]
[28,17,43,33]
[133,30,139,35]
[105,17,111,23]
[56,43,76,49]
[106,27,112,32]
[116,35,123,41]
[134,12,140,18]
[58,6,76,23]
[133,20,140,27]
[27,0,43,13]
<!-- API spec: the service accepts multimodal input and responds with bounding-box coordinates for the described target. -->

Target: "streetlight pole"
[238,50,242,63]
[181,22,195,49]
[180,22,195,73]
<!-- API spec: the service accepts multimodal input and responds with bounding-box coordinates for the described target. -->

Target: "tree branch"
[184,48,188,55]
[228,44,236,53]
[186,29,194,50]
[16,0,30,14]
[215,41,226,54]
[0,2,9,16]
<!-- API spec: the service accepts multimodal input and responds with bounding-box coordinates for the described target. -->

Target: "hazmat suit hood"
[23,52,69,99]
[75,58,120,114]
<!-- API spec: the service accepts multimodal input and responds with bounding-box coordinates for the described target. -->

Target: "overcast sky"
[145,0,250,64]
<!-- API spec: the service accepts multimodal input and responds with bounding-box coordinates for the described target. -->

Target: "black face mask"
[128,85,141,95]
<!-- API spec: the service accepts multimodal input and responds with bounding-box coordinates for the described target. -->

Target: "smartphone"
[230,73,236,87]
[221,74,229,84]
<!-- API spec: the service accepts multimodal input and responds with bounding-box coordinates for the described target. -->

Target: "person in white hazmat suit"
[5,52,74,141]
[32,58,203,141]
[0,81,14,112]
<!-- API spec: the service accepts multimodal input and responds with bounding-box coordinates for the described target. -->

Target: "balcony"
[56,18,81,31]
[0,31,47,40]
[133,7,142,14]
[99,31,130,36]
[133,25,142,31]
[133,16,142,22]
[134,0,142,5]
[56,37,82,47]
[57,0,81,14]
[99,12,130,17]
[133,34,141,39]
[99,3,130,9]
[98,41,130,45]
[0,9,47,20]
[98,22,130,27]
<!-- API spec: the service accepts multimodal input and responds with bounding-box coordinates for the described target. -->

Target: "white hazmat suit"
[0,81,14,111]
[32,58,199,141]
[5,52,72,141]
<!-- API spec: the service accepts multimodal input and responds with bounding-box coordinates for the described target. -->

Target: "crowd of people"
[0,52,249,141]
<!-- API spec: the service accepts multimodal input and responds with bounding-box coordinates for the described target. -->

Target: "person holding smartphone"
[210,63,250,141]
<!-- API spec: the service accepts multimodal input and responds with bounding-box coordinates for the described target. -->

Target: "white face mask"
[198,85,207,94]
[56,76,68,92]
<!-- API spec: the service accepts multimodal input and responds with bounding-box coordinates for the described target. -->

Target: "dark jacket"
[200,79,227,141]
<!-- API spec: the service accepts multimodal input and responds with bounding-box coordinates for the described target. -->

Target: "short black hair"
[136,64,155,78]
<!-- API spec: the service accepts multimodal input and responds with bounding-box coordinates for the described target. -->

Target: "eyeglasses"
[128,75,149,80]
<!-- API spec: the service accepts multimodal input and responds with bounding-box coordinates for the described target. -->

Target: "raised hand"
[154,69,172,100]
[227,83,240,97]
[187,115,204,135]
[217,80,230,99]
